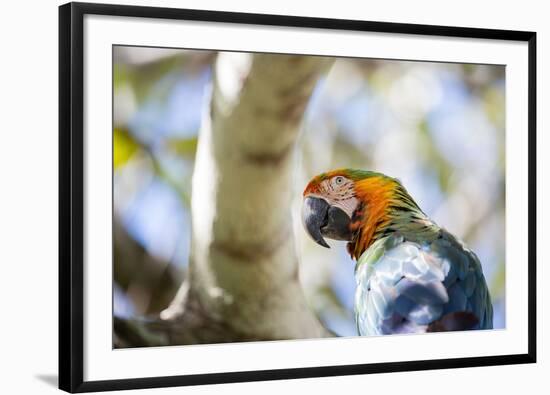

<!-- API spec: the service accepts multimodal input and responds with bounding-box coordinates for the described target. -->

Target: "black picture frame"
[59,2,537,392]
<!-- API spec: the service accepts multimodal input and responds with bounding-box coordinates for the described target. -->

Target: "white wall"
[0,0,546,394]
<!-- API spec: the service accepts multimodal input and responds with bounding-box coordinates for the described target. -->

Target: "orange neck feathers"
[348,176,398,260]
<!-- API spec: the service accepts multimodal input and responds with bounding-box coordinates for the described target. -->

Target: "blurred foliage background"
[113,46,505,336]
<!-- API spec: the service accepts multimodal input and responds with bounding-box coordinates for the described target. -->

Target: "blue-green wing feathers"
[354,230,493,335]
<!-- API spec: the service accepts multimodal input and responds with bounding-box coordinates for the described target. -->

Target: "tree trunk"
[115,52,333,347]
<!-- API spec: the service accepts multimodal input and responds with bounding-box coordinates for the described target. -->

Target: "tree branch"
[113,217,183,315]
[115,52,334,346]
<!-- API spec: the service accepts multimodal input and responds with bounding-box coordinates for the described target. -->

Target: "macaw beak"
[302,196,352,249]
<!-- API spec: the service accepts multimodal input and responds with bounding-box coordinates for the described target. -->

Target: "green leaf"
[165,137,198,159]
[114,127,139,169]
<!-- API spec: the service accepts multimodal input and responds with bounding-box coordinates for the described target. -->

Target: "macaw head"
[302,168,423,259]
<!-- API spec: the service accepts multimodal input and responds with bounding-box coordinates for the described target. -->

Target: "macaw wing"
[354,232,492,336]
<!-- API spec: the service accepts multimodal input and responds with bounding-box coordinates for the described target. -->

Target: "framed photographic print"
[59,2,537,392]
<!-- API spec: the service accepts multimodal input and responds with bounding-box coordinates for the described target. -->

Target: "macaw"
[302,169,493,335]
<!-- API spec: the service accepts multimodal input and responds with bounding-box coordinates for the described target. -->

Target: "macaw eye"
[334,176,344,185]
